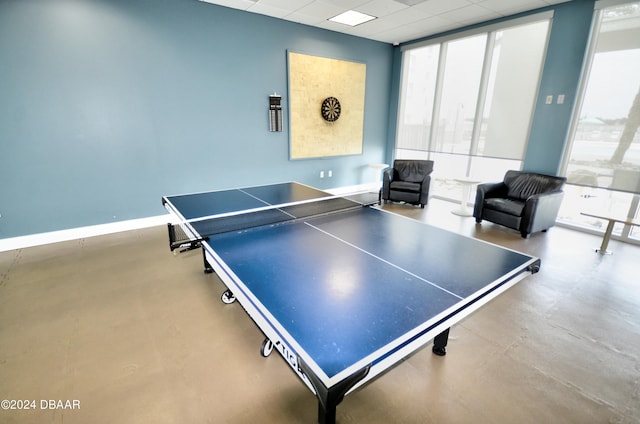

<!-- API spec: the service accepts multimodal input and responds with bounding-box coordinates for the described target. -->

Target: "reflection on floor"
[1,198,638,423]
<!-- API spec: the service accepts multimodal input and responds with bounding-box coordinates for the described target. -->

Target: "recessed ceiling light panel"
[329,10,377,27]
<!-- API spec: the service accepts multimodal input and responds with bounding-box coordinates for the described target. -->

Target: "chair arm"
[419,175,431,203]
[473,182,506,221]
[381,168,395,199]
[521,191,565,234]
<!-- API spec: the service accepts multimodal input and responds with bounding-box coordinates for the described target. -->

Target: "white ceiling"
[199,0,571,44]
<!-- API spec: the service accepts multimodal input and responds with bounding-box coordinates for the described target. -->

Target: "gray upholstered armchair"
[473,170,566,238]
[381,160,434,208]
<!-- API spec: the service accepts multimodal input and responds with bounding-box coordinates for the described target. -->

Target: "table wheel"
[221,290,236,304]
[261,338,274,357]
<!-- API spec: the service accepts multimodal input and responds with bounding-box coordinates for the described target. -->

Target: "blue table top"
[164,182,331,220]
[205,206,534,379]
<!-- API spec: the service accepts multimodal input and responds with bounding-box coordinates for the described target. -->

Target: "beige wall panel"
[288,52,366,159]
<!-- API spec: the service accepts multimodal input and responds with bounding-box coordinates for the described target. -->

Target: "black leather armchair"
[473,170,566,238]
[381,160,434,208]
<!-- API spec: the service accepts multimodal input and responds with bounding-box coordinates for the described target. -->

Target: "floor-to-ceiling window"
[559,0,640,244]
[395,14,551,204]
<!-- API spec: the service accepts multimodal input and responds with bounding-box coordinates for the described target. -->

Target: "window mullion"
[469,33,495,159]
[428,42,447,156]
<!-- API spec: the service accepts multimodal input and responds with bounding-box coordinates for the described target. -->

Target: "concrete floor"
[0,198,639,424]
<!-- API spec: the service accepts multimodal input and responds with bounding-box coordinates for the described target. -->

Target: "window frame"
[557,0,640,244]
[395,12,553,201]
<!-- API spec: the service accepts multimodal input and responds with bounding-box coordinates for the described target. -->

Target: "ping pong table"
[162,182,540,424]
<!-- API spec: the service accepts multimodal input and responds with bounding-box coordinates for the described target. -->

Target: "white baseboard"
[0,215,169,253]
[326,183,378,195]
[0,184,377,253]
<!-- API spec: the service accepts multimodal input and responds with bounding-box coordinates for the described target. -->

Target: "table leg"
[298,359,370,424]
[596,220,616,255]
[202,248,214,273]
[452,184,474,216]
[432,328,450,356]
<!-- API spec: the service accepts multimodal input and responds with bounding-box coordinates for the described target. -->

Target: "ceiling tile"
[384,6,431,25]
[440,4,502,24]
[374,15,459,42]
[322,0,371,9]
[480,0,548,15]
[293,1,348,22]
[248,3,291,18]
[414,0,472,16]
[357,0,409,18]
[254,0,314,9]
[198,0,572,44]
[394,0,428,6]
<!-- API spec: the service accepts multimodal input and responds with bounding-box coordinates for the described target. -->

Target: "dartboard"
[321,97,341,122]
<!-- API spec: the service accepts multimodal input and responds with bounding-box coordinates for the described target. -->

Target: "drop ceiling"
[199,0,571,44]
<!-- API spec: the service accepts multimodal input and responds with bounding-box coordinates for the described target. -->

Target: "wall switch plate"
[546,95,553,104]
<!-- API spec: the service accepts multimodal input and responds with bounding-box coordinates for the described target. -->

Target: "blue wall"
[388,0,595,177]
[0,0,393,239]
[524,0,595,174]
[0,0,597,239]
